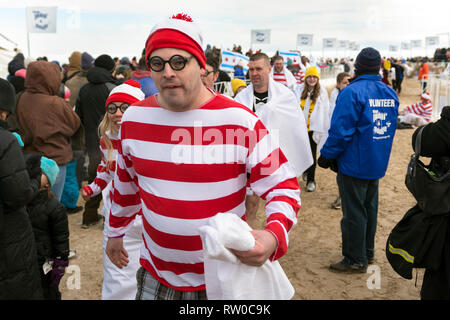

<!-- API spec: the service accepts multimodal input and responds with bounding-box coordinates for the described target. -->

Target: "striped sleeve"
[247,119,301,261]
[85,141,114,197]
[107,135,142,238]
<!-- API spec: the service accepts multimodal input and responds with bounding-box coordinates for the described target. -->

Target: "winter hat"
[305,66,320,80]
[81,52,95,70]
[8,60,24,76]
[94,54,116,72]
[145,13,206,69]
[105,79,145,107]
[421,92,431,101]
[0,78,16,114]
[40,156,59,186]
[355,47,381,73]
[231,78,246,95]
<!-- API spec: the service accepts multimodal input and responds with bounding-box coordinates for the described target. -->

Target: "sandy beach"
[60,77,434,300]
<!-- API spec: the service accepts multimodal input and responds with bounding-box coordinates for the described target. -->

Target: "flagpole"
[27,31,31,58]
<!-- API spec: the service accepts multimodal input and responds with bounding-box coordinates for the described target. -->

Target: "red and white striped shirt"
[108,93,301,291]
[405,102,433,122]
[272,72,288,87]
[294,70,305,85]
[83,131,119,197]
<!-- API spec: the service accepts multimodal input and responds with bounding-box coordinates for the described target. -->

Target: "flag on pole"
[425,36,439,46]
[338,40,349,49]
[220,51,249,73]
[411,40,422,48]
[278,51,301,66]
[251,29,271,44]
[348,41,358,50]
[322,38,337,48]
[389,45,398,52]
[297,34,313,47]
[26,7,57,33]
[401,42,410,50]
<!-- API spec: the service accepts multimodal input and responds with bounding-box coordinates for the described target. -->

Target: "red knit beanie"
[105,79,145,107]
[145,13,206,69]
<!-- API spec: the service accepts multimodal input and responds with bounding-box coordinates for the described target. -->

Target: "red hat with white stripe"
[105,79,145,107]
[421,92,431,101]
[145,13,206,69]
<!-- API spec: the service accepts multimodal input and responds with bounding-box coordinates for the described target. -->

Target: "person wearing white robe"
[235,52,312,227]
[270,55,298,93]
[293,66,330,192]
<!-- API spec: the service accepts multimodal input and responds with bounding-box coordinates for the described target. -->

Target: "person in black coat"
[27,156,70,300]
[412,106,450,299]
[0,78,43,299]
[75,54,123,227]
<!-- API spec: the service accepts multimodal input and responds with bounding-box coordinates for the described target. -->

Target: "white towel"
[198,212,295,300]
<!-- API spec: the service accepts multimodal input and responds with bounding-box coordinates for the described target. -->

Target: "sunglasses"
[106,103,130,114]
[147,55,194,72]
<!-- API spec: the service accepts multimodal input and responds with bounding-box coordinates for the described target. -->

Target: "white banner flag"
[338,40,349,49]
[401,42,410,50]
[297,34,313,47]
[425,36,439,46]
[26,7,57,33]
[322,38,337,48]
[389,45,398,52]
[251,29,271,45]
[411,40,422,48]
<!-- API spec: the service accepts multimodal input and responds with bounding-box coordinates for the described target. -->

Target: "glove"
[318,155,338,173]
[49,259,69,288]
[24,152,42,179]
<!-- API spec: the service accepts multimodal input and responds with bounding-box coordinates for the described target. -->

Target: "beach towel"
[198,212,295,300]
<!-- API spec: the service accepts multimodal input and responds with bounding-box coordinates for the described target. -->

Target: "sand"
[60,77,432,300]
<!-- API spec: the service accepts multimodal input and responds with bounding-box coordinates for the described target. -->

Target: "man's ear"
[213,72,219,82]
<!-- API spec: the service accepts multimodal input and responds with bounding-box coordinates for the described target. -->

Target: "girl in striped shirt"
[81,79,145,299]
[398,92,433,128]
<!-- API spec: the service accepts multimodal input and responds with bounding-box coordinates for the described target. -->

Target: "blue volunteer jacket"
[320,74,399,180]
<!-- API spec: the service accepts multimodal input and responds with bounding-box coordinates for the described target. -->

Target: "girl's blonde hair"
[98,113,118,165]
[301,78,321,104]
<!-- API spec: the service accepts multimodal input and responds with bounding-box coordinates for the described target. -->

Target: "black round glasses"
[148,55,194,72]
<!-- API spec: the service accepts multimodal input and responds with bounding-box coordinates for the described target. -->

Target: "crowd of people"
[0,13,449,301]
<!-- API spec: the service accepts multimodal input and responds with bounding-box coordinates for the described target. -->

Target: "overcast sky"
[0,0,449,63]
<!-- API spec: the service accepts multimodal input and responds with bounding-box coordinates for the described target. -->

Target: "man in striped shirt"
[270,56,297,92]
[105,13,301,300]
[398,92,433,128]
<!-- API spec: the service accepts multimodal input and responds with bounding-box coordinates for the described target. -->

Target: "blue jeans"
[51,164,67,201]
[337,173,379,266]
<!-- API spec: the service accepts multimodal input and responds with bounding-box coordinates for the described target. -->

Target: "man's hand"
[318,155,338,173]
[106,237,129,269]
[230,230,277,267]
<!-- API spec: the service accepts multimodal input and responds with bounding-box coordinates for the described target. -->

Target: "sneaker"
[302,173,308,181]
[329,260,367,273]
[331,196,341,210]
[306,181,316,192]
